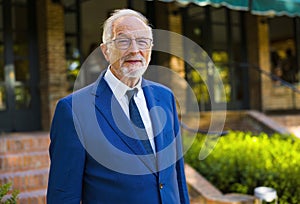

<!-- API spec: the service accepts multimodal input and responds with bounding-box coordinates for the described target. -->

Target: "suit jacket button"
[159,183,164,189]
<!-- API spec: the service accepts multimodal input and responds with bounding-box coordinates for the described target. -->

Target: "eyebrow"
[115,34,152,39]
[115,31,152,38]
[116,33,128,38]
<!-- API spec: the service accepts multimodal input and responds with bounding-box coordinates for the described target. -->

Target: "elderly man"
[47,9,190,204]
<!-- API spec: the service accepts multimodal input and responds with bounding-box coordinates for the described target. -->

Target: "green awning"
[251,0,300,17]
[156,0,249,10]
[156,0,300,16]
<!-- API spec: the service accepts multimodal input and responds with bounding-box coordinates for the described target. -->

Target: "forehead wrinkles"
[112,16,151,38]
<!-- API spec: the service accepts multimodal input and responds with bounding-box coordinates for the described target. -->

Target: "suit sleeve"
[172,95,190,204]
[47,99,86,204]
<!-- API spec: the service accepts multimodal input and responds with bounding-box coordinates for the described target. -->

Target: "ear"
[100,43,110,62]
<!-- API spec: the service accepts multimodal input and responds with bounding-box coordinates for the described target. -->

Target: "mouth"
[124,59,143,65]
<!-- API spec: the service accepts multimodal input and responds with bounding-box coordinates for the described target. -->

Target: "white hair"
[102,9,151,43]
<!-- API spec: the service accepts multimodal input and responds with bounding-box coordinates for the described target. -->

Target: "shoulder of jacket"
[143,79,173,95]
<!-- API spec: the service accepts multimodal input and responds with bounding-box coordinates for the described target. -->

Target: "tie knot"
[126,88,138,100]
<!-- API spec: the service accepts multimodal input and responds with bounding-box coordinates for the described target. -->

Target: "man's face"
[101,16,152,84]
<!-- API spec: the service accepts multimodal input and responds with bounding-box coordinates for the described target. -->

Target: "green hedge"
[0,183,18,204]
[184,131,300,204]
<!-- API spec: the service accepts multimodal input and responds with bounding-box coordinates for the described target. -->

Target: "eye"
[116,38,130,46]
[136,38,150,47]
[136,38,149,46]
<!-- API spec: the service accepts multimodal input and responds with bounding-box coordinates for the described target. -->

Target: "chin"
[121,66,147,78]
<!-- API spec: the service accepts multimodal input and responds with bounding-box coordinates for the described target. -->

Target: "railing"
[180,61,299,135]
[238,62,300,94]
[240,62,300,111]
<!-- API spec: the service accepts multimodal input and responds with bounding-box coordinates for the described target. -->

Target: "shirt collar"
[104,67,142,100]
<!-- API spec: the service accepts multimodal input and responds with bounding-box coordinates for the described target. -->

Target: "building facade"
[0,0,299,132]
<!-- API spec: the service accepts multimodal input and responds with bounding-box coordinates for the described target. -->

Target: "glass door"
[210,8,245,109]
[0,0,40,132]
[182,5,248,111]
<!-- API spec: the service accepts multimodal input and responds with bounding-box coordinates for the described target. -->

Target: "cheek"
[109,50,124,64]
[144,51,152,63]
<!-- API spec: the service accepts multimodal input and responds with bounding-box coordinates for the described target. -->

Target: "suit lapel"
[143,80,178,181]
[142,81,163,150]
[142,80,169,174]
[93,75,157,173]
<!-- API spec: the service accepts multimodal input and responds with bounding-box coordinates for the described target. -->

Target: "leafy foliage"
[184,131,300,204]
[0,183,19,204]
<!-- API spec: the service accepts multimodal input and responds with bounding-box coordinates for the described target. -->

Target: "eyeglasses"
[107,38,153,50]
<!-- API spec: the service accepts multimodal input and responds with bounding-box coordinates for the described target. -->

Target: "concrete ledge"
[247,110,289,134]
[185,164,256,204]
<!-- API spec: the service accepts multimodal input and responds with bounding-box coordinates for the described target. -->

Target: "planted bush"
[184,131,300,204]
[0,183,19,204]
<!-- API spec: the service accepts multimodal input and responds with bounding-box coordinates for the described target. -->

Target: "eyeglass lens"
[114,38,152,50]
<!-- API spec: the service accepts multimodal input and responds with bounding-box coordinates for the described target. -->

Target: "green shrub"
[184,131,300,204]
[0,183,19,204]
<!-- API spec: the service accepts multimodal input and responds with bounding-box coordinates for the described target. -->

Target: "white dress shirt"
[104,68,156,153]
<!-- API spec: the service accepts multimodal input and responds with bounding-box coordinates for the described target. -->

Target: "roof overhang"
[151,0,300,17]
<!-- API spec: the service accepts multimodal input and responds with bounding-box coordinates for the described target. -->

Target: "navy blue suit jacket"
[47,71,190,204]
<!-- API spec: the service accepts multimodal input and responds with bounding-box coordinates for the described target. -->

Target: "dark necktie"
[126,89,154,154]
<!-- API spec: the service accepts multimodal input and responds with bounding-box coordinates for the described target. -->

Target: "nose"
[128,39,139,53]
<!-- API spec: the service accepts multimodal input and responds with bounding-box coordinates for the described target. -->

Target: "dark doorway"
[0,0,40,132]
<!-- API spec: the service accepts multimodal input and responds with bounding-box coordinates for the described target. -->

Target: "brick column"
[246,14,262,110]
[257,16,272,111]
[246,14,268,111]
[36,0,67,130]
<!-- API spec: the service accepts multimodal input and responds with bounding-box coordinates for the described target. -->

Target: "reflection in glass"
[13,3,29,60]
[65,12,77,34]
[0,61,4,81]
[12,2,28,31]
[12,1,31,111]
[14,59,29,82]
[0,5,3,29]
[14,84,31,110]
[0,33,4,81]
[231,10,240,25]
[0,85,6,111]
[13,40,29,59]
[13,0,27,4]
[212,24,227,49]
[186,48,209,104]
[269,17,298,84]
[66,38,80,91]
[211,7,226,24]
[213,51,230,103]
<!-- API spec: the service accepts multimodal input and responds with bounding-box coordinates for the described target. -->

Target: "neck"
[109,66,141,88]
[125,77,140,88]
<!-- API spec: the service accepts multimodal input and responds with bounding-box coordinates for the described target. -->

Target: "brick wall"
[264,85,300,110]
[0,132,50,203]
[36,0,68,131]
